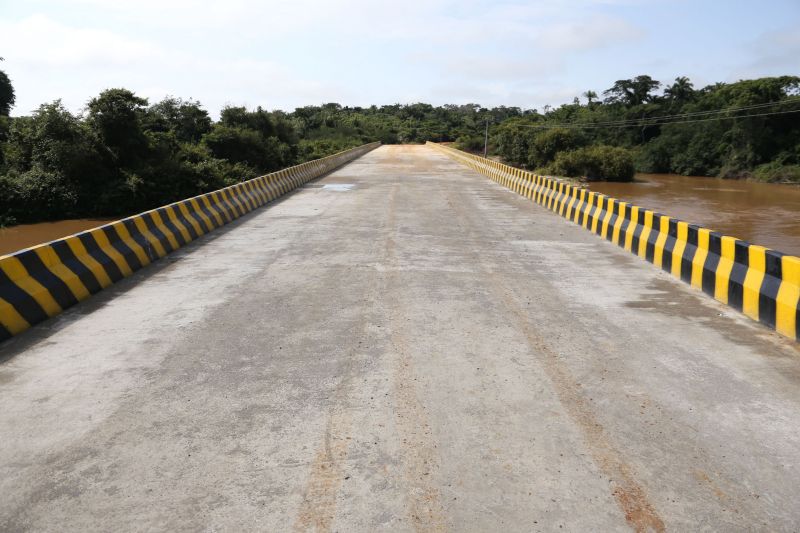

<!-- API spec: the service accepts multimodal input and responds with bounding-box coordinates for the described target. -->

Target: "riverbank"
[722,163,800,184]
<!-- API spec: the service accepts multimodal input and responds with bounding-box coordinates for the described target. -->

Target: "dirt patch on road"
[445,187,666,533]
[385,183,449,532]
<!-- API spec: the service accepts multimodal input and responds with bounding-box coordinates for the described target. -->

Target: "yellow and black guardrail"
[0,142,380,342]
[427,141,800,342]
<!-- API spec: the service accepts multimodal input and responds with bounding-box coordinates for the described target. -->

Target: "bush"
[635,136,677,173]
[455,135,484,153]
[753,162,800,183]
[527,128,585,168]
[13,168,78,221]
[548,145,635,181]
[297,138,361,161]
[0,173,18,225]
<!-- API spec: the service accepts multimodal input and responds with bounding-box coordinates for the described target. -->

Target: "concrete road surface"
[1,145,799,532]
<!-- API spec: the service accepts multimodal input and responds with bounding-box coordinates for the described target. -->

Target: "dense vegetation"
[1,63,798,226]
[0,76,517,225]
[492,75,800,182]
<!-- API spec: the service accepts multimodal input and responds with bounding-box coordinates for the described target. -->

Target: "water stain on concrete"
[321,184,356,192]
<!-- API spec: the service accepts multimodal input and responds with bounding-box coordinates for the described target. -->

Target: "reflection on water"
[589,174,800,257]
[0,219,115,257]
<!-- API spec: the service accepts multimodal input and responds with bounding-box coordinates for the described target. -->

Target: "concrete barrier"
[427,141,800,341]
[0,142,380,341]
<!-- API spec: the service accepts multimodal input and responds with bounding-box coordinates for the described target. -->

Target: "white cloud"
[0,14,160,68]
[442,56,563,80]
[0,0,787,117]
[747,28,800,74]
[0,12,351,115]
[538,15,644,51]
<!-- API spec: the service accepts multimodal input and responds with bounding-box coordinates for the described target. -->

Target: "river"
[0,219,116,257]
[589,174,800,257]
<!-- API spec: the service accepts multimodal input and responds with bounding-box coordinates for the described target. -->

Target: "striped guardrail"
[427,141,800,341]
[0,142,380,342]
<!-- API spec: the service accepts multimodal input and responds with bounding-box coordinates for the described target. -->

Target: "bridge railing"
[0,142,381,341]
[427,141,800,342]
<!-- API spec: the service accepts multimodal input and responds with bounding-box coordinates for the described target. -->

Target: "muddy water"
[589,174,800,256]
[0,219,115,256]
[2,174,800,258]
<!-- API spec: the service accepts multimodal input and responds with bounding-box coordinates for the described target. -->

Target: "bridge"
[1,144,799,530]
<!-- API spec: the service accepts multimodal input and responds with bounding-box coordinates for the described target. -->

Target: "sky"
[1,0,799,118]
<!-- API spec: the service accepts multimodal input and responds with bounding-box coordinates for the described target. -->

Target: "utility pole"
[483,119,489,158]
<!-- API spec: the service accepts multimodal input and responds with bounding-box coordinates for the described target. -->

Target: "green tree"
[87,88,149,166]
[1,102,102,220]
[145,97,212,143]
[0,58,14,116]
[5,101,96,176]
[603,75,661,106]
[203,125,292,171]
[527,128,585,168]
[664,77,695,104]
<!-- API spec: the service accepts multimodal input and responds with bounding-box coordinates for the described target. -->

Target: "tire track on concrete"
[292,371,358,532]
[384,182,450,532]
[445,186,665,533]
[292,185,384,533]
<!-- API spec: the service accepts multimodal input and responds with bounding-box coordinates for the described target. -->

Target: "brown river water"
[1,174,799,257]
[589,174,800,257]
[0,219,116,257]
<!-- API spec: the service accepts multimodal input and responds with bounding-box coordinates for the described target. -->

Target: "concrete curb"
[0,142,381,341]
[427,141,800,342]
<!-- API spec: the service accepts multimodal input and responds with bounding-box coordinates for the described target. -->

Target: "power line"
[609,98,800,125]
[518,107,800,130]
[511,97,800,130]
[518,99,800,128]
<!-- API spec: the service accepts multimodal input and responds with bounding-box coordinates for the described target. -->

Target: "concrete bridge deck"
[1,145,799,531]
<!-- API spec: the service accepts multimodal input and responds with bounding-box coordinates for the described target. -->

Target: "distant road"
[1,145,799,531]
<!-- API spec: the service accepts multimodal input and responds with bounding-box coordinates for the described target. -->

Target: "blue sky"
[1,0,798,117]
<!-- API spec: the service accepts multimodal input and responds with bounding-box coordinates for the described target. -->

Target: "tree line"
[0,65,798,226]
[0,76,519,226]
[489,75,800,182]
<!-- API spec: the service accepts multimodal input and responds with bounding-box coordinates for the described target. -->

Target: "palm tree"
[582,90,598,107]
[664,77,695,103]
